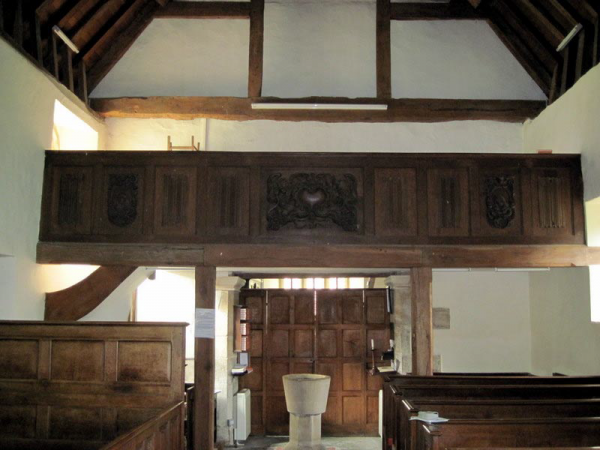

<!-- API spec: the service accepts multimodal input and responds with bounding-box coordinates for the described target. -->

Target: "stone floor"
[225,435,381,450]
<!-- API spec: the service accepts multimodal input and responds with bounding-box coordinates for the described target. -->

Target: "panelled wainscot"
[40,152,585,246]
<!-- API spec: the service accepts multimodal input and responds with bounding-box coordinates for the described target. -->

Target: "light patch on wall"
[137,270,195,358]
[586,197,600,322]
[39,264,99,293]
[51,100,99,151]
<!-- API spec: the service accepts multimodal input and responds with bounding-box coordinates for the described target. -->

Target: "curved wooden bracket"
[45,265,137,321]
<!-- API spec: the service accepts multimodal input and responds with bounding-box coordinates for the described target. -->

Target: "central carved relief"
[266,173,358,232]
[485,176,516,229]
[107,174,139,228]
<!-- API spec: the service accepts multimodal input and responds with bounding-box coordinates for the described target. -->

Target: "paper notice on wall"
[195,308,215,339]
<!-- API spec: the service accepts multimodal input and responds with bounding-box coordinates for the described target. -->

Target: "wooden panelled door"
[240,288,390,436]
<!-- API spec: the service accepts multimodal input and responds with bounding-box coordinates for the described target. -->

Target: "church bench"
[382,375,600,450]
[385,383,600,450]
[415,417,600,450]
[401,398,600,450]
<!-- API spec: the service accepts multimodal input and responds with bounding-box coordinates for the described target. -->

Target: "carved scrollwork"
[266,173,358,232]
[107,174,139,227]
[485,176,515,229]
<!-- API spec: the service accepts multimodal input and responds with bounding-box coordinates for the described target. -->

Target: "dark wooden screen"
[40,152,586,247]
[240,289,389,436]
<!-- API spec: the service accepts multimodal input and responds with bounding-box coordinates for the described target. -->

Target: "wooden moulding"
[89,96,547,123]
[36,242,600,268]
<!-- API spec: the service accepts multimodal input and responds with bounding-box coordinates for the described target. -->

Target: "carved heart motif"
[301,189,326,206]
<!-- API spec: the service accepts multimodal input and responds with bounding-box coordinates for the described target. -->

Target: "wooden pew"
[387,384,600,450]
[402,398,600,450]
[415,417,600,449]
[382,375,600,450]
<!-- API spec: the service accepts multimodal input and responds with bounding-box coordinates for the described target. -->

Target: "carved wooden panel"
[207,167,250,236]
[0,339,38,380]
[374,168,418,237]
[472,169,522,236]
[50,166,93,235]
[428,168,470,237]
[318,330,337,358]
[49,407,103,440]
[118,341,172,383]
[262,168,364,235]
[293,329,314,358]
[50,340,104,382]
[41,151,585,246]
[365,290,387,324]
[0,405,36,438]
[531,168,574,237]
[96,166,145,235]
[0,322,186,447]
[154,166,197,236]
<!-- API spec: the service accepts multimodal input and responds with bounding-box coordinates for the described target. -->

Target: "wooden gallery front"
[5,149,590,450]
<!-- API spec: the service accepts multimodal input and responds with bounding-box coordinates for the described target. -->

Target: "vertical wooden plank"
[594,20,599,67]
[376,0,392,99]
[0,0,5,33]
[248,0,264,98]
[78,59,89,104]
[51,33,60,79]
[63,45,75,92]
[13,0,23,47]
[195,266,216,450]
[35,14,44,64]
[548,63,560,104]
[411,267,432,376]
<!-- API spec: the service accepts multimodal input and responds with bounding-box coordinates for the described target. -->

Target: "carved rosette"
[107,174,139,227]
[266,173,358,232]
[485,176,515,229]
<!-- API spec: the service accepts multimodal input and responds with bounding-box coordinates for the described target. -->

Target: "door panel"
[241,288,388,437]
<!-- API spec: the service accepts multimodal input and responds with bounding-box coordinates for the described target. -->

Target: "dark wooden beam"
[376,0,391,99]
[45,265,137,320]
[0,0,4,33]
[483,5,552,96]
[232,271,405,280]
[90,96,546,123]
[13,0,23,47]
[37,242,600,269]
[154,1,251,19]
[411,267,433,376]
[87,0,157,92]
[390,0,484,20]
[248,0,264,97]
[510,0,565,49]
[80,0,147,67]
[195,266,216,450]
[62,44,74,91]
[77,58,88,103]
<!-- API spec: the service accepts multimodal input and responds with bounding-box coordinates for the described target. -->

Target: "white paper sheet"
[195,308,215,339]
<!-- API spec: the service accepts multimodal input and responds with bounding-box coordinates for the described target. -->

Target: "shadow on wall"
[0,256,17,318]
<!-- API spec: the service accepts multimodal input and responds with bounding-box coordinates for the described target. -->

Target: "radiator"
[234,388,251,441]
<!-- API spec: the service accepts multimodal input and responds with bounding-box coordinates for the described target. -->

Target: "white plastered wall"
[522,63,600,375]
[92,2,545,100]
[0,38,107,319]
[529,268,600,375]
[433,271,532,373]
[523,64,600,201]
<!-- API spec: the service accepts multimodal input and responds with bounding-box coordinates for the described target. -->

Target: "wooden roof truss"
[0,0,598,120]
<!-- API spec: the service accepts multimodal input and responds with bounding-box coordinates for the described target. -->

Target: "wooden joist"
[376,0,391,99]
[154,1,251,19]
[248,0,264,97]
[44,265,137,320]
[36,242,600,269]
[390,0,484,21]
[89,96,546,123]
[87,0,157,92]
